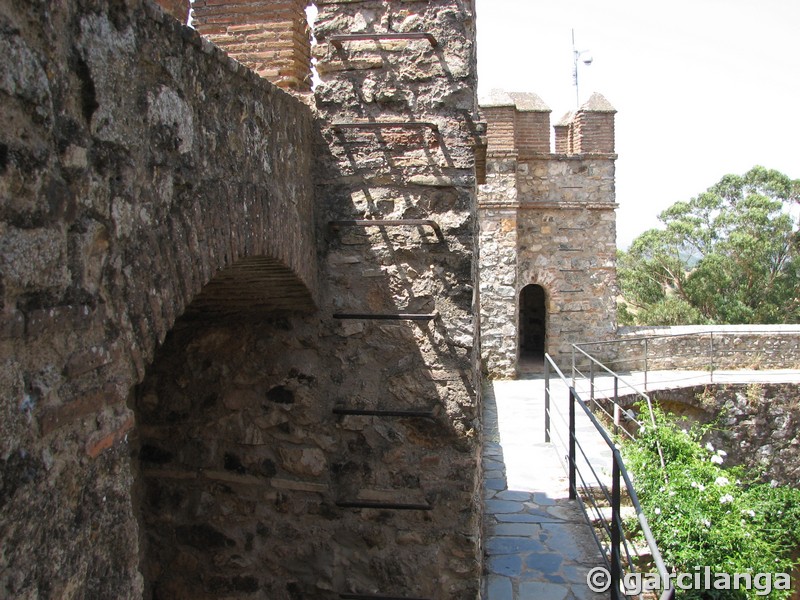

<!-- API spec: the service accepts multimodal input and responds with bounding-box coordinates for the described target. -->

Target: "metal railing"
[575,329,800,391]
[544,354,675,600]
[569,345,668,475]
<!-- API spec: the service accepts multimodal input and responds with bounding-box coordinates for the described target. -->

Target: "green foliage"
[619,166,800,325]
[622,405,800,599]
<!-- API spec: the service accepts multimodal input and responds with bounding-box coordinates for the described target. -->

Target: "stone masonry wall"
[2,0,485,597]
[479,95,618,378]
[311,0,483,596]
[0,0,317,597]
[579,325,800,372]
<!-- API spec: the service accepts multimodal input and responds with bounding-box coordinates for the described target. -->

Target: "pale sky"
[476,0,800,248]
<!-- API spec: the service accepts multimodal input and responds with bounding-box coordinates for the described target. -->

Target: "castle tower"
[479,91,618,376]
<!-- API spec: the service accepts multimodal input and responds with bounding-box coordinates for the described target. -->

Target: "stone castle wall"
[580,325,800,372]
[309,0,483,596]
[478,92,618,378]
[0,0,313,597]
[617,382,800,487]
[1,0,483,598]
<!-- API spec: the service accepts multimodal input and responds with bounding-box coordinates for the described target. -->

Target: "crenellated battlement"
[155,0,314,91]
[481,88,616,158]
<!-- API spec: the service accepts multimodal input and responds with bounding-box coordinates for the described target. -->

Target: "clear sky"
[475,0,800,248]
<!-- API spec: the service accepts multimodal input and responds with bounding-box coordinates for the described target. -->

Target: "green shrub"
[622,405,800,599]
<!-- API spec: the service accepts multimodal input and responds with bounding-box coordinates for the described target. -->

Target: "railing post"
[544,358,551,443]
[568,388,576,500]
[709,331,714,383]
[613,375,620,435]
[643,338,649,391]
[611,451,622,600]
[589,360,595,406]
[571,345,576,387]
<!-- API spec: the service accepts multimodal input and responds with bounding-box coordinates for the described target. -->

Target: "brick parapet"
[154,0,189,22]
[572,111,615,154]
[515,110,551,154]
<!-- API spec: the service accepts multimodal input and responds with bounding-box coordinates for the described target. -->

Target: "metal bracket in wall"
[340,594,433,600]
[333,406,435,418]
[335,500,432,511]
[329,32,438,48]
[332,121,439,134]
[329,219,445,243]
[333,313,437,321]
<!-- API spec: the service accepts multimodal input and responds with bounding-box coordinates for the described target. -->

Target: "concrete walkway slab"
[482,378,607,600]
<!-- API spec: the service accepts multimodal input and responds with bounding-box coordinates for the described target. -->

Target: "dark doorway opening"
[519,284,546,361]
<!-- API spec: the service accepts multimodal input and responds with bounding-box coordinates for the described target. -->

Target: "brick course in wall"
[193,0,312,91]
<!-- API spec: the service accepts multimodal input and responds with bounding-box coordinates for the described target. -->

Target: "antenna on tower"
[572,29,593,107]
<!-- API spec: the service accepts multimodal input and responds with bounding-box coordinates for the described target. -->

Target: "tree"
[618,166,800,325]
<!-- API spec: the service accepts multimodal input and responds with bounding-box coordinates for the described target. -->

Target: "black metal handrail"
[570,345,668,475]
[545,354,675,600]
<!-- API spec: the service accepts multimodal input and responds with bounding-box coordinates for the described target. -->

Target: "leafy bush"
[622,405,800,598]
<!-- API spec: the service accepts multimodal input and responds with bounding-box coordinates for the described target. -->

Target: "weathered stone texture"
[0,0,316,597]
[310,0,483,596]
[478,94,618,378]
[135,314,481,598]
[2,0,484,597]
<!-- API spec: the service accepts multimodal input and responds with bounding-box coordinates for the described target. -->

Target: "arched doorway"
[519,284,546,362]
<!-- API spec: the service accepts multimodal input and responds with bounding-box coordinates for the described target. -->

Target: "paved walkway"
[482,378,606,600]
[481,368,800,599]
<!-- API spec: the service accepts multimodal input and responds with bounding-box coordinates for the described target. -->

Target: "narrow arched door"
[519,284,546,360]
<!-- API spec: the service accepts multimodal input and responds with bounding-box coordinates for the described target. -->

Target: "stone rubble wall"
[2,0,484,597]
[310,0,482,597]
[479,132,618,378]
[0,0,318,597]
[579,325,800,372]
[516,155,615,205]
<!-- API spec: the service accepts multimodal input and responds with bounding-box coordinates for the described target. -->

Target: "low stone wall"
[578,325,800,373]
